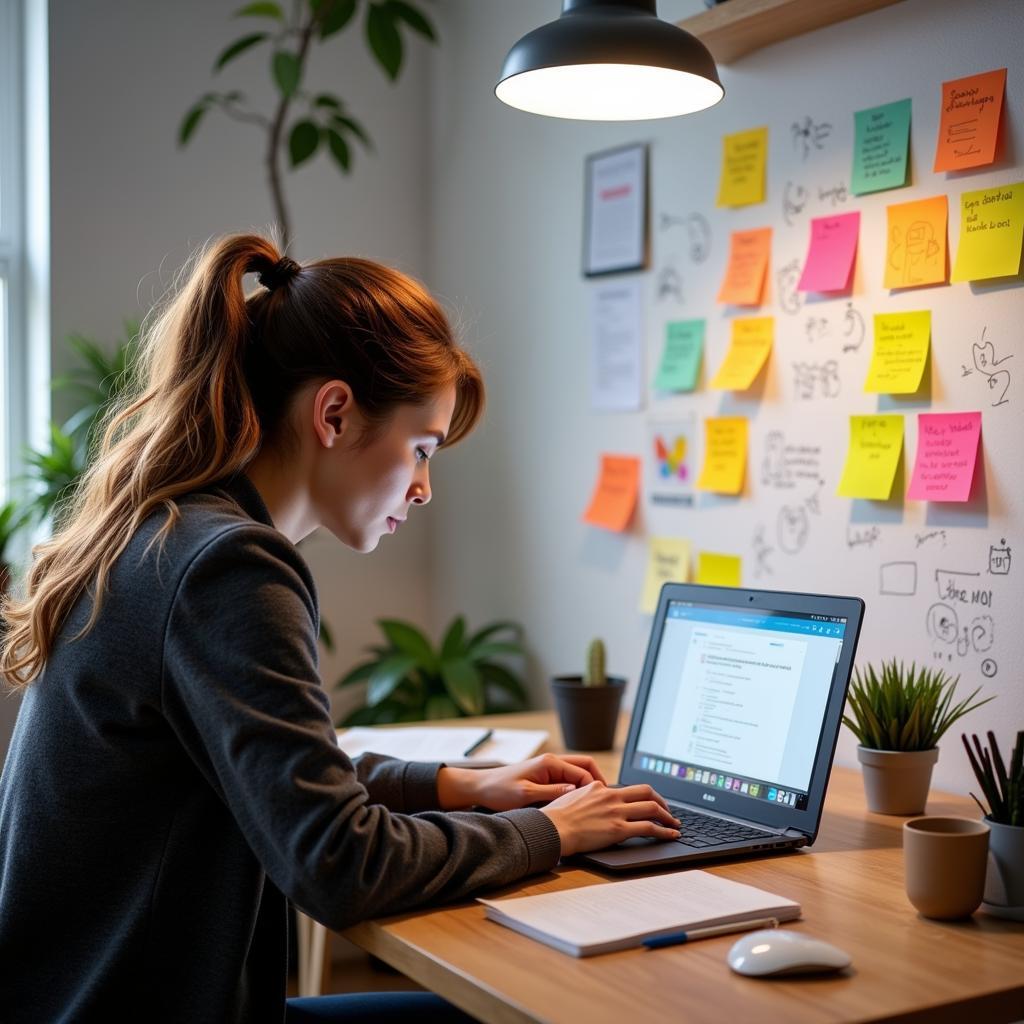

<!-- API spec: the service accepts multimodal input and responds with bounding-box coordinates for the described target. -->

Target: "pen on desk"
[642,916,779,949]
[463,729,494,757]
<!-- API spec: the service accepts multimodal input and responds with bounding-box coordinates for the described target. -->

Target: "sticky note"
[865,311,931,394]
[696,552,742,588]
[710,317,773,391]
[797,212,860,292]
[907,411,982,503]
[640,538,691,613]
[852,98,911,195]
[951,182,1024,281]
[654,320,704,392]
[884,196,948,289]
[582,454,641,532]
[934,68,1006,173]
[717,228,772,305]
[837,415,904,500]
[697,417,747,495]
[717,127,768,208]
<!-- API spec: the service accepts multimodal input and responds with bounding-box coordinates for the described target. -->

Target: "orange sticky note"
[582,454,641,532]
[717,228,772,305]
[884,195,948,289]
[710,317,773,391]
[697,417,747,495]
[934,68,1006,172]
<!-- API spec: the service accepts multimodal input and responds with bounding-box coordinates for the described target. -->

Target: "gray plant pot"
[857,746,939,815]
[981,818,1024,921]
[551,675,625,751]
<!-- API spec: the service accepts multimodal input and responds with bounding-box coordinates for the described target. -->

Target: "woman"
[0,234,680,1023]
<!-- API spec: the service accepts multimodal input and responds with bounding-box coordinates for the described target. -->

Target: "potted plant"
[0,499,28,605]
[551,638,625,751]
[963,730,1024,920]
[335,616,529,725]
[843,659,993,815]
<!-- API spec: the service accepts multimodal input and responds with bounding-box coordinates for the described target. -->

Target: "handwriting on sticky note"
[717,228,772,305]
[717,127,768,208]
[885,196,948,289]
[865,311,931,394]
[907,412,982,503]
[852,98,911,195]
[934,68,1006,172]
[654,320,704,392]
[697,417,748,495]
[696,552,742,588]
[837,415,904,501]
[798,212,860,292]
[710,318,773,391]
[582,455,641,532]
[952,182,1024,282]
[640,538,691,613]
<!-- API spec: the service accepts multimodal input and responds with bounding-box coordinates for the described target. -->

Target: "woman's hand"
[437,753,608,812]
[540,783,681,856]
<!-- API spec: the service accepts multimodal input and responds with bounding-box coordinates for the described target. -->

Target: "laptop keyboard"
[668,807,776,849]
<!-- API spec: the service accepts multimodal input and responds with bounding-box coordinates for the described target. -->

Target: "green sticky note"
[852,98,911,196]
[654,320,704,392]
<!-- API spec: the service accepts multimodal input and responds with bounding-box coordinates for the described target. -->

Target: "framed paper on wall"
[583,142,649,277]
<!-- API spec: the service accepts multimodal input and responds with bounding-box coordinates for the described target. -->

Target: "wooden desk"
[343,711,1024,1024]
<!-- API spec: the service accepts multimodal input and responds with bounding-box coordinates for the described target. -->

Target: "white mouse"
[726,929,852,977]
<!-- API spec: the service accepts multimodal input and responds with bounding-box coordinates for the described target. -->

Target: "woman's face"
[313,383,457,552]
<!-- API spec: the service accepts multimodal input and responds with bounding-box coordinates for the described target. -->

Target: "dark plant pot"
[551,675,625,751]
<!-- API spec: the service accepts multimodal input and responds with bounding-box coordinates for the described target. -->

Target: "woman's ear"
[312,379,356,448]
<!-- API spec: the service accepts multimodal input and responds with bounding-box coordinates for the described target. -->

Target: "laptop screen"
[631,600,849,813]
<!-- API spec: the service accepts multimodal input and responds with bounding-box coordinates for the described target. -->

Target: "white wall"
[426,0,1024,795]
[43,0,438,718]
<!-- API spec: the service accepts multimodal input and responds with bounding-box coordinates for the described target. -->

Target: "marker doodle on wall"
[915,529,947,549]
[818,183,849,207]
[658,212,711,263]
[752,525,774,577]
[777,505,810,554]
[841,303,866,353]
[792,360,841,400]
[777,259,803,315]
[847,525,881,549]
[980,658,997,678]
[791,116,832,159]
[783,181,808,225]
[805,316,829,344]
[760,431,822,490]
[988,539,1011,575]
[935,569,991,607]
[965,326,1012,407]
[656,262,684,303]
[927,602,959,645]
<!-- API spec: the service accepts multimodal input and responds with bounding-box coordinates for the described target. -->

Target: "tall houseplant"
[963,730,1024,920]
[179,0,436,252]
[335,616,529,726]
[844,660,993,815]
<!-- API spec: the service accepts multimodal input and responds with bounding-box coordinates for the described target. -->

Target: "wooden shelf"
[677,0,908,64]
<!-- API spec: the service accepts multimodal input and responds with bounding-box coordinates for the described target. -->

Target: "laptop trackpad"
[616,836,661,848]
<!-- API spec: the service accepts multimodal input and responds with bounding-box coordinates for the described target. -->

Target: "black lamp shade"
[496,0,725,121]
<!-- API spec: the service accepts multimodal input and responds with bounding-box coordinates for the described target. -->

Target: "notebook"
[335,726,548,765]
[479,870,801,957]
[579,583,864,871]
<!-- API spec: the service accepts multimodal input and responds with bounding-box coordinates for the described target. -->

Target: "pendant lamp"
[495,0,724,121]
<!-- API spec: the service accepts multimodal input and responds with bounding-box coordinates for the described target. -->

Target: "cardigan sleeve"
[160,525,561,931]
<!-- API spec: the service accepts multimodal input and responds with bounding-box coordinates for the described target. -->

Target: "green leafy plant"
[583,637,607,687]
[336,617,529,725]
[843,659,993,752]
[0,500,28,566]
[963,730,1023,827]
[179,0,437,250]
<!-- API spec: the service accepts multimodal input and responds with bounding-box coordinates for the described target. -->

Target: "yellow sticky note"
[696,552,742,588]
[710,317,773,390]
[697,417,748,495]
[582,454,641,532]
[865,311,931,394]
[952,182,1024,281]
[717,127,768,208]
[884,195,948,289]
[837,415,904,500]
[640,538,691,614]
[717,227,772,305]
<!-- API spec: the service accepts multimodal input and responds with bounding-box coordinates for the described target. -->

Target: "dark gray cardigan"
[0,475,560,1023]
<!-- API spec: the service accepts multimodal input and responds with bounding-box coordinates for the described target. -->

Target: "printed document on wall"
[591,279,644,412]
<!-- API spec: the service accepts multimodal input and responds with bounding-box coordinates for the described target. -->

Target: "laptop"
[579,583,864,871]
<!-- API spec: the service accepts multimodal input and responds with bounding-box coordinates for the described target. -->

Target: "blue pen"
[643,916,779,949]
[463,729,494,757]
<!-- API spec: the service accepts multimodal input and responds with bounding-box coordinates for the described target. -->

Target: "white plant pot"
[981,818,1024,921]
[857,746,939,815]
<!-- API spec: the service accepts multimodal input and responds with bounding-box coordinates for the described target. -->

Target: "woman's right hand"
[539,782,681,857]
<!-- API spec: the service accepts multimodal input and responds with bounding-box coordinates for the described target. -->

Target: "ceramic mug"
[903,816,990,919]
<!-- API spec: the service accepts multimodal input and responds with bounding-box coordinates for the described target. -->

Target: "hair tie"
[258,256,301,291]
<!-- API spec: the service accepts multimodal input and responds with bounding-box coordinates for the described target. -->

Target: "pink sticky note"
[797,212,861,292]
[907,412,982,503]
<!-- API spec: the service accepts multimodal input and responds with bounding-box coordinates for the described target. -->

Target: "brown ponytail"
[1,233,483,689]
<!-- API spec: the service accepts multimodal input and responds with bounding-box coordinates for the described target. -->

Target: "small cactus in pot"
[551,638,625,750]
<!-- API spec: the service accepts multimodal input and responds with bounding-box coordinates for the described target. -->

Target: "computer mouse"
[726,929,852,977]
